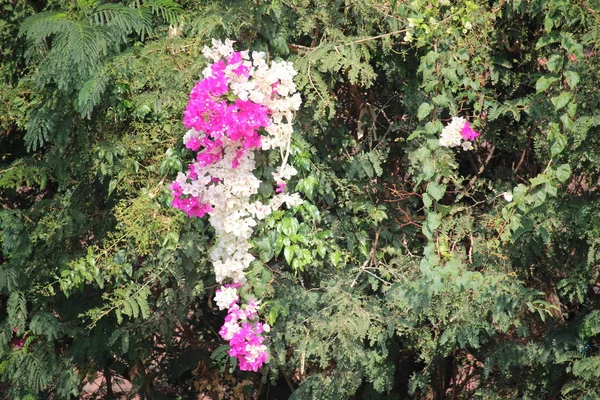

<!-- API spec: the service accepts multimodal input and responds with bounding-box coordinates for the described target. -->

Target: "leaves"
[3,0,600,398]
[564,70,580,89]
[555,163,571,183]
[417,102,434,120]
[551,91,572,111]
[536,75,559,93]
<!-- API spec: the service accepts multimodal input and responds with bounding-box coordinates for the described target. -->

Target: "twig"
[288,29,408,54]
[350,227,382,288]
[514,131,533,173]
[279,366,296,393]
[468,143,496,189]
[339,30,408,47]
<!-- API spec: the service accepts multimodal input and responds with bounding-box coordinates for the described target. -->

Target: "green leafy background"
[2,0,600,398]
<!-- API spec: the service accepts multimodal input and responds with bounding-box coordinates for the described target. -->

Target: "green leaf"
[423,212,442,240]
[544,15,555,33]
[545,182,557,197]
[281,217,299,236]
[560,113,574,131]
[555,164,571,183]
[535,32,560,49]
[425,121,443,135]
[426,182,446,202]
[536,76,559,93]
[417,102,434,121]
[284,245,294,264]
[550,131,567,157]
[441,67,459,83]
[567,102,577,117]
[537,225,551,244]
[422,192,433,208]
[546,54,563,73]
[530,173,550,188]
[432,95,449,107]
[560,33,584,58]
[407,129,424,141]
[563,71,580,89]
[551,92,571,111]
[329,251,342,267]
[296,175,318,200]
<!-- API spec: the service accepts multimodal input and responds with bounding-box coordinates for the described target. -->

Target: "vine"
[169,39,302,370]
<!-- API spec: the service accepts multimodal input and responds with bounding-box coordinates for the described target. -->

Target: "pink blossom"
[218,294,269,371]
[228,52,250,77]
[187,164,198,180]
[461,121,480,141]
[170,192,213,218]
[168,41,302,373]
[185,136,202,152]
[276,182,286,193]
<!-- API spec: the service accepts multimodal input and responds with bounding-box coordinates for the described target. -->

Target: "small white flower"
[174,40,305,286]
[502,191,514,202]
[440,117,466,148]
[214,286,239,310]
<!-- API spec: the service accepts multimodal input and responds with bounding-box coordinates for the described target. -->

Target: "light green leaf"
[563,70,580,89]
[551,131,567,157]
[417,102,434,121]
[422,192,433,208]
[423,212,442,240]
[329,251,342,267]
[546,54,563,72]
[432,95,449,107]
[555,164,571,183]
[426,182,446,202]
[284,245,294,264]
[551,92,571,111]
[536,76,559,93]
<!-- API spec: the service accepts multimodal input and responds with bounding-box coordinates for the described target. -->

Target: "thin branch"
[288,29,408,54]
[350,227,382,288]
[279,366,296,393]
[339,29,408,47]
[468,143,496,189]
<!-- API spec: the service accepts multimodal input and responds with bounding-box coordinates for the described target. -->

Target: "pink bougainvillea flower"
[461,121,480,141]
[218,295,270,371]
[169,39,303,373]
[276,182,286,193]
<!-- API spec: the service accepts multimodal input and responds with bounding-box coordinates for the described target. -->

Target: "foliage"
[2,0,600,398]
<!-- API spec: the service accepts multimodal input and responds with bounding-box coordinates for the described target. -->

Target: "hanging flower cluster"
[216,284,270,371]
[169,39,303,371]
[439,116,481,150]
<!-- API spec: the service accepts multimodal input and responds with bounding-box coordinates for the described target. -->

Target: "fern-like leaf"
[78,71,110,118]
[7,290,27,333]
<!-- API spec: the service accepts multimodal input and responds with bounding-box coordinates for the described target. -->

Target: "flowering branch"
[169,39,303,370]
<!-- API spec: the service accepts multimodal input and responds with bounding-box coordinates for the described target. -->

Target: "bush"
[2,0,600,398]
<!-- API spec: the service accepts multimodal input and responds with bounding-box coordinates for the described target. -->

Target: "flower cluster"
[439,116,481,150]
[169,39,303,371]
[217,285,270,371]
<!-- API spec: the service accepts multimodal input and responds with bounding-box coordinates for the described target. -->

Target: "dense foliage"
[2,0,600,398]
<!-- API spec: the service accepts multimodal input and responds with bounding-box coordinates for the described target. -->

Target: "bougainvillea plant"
[439,116,481,150]
[169,39,302,371]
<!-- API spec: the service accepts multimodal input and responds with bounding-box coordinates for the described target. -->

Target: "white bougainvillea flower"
[440,116,481,150]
